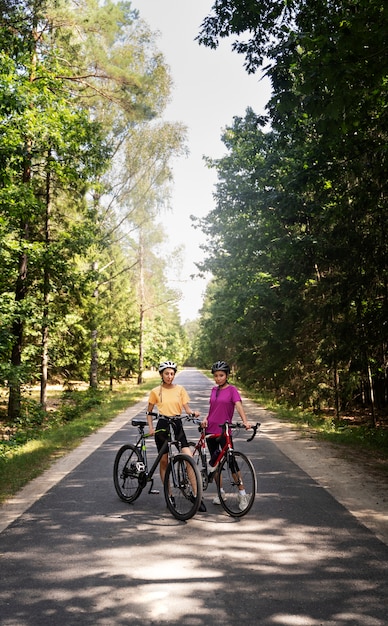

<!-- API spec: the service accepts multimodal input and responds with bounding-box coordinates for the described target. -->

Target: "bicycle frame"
[130,416,182,492]
[114,413,203,521]
[188,418,259,468]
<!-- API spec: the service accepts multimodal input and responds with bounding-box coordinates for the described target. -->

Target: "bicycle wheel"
[188,442,209,491]
[113,444,144,503]
[164,454,203,521]
[217,450,256,517]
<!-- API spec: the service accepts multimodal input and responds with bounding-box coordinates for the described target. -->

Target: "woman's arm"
[147,402,156,434]
[183,402,200,417]
[235,401,251,429]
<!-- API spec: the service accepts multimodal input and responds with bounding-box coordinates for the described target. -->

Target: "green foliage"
[0,0,187,415]
[195,1,388,418]
[57,389,103,422]
[0,374,160,503]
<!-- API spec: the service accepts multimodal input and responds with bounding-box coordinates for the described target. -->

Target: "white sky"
[131,0,272,322]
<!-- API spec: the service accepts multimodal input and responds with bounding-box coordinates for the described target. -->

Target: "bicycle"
[113,412,203,521]
[187,417,259,517]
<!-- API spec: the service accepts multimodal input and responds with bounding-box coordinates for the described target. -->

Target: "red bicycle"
[187,418,260,517]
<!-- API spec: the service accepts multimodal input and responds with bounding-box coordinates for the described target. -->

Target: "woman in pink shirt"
[201,361,251,507]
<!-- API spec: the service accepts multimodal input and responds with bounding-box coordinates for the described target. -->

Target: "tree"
[195,1,388,415]
[0,0,182,416]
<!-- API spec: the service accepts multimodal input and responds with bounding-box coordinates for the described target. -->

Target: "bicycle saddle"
[132,418,148,427]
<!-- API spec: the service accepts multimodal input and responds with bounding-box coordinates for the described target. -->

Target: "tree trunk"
[89,261,99,389]
[137,237,144,385]
[90,328,98,388]
[333,362,340,421]
[367,362,376,428]
[8,15,37,419]
[40,153,52,410]
[7,220,29,419]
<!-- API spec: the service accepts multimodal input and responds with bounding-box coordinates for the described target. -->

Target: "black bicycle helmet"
[158,360,178,374]
[211,360,230,374]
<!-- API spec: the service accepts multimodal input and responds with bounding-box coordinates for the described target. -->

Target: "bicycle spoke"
[113,444,144,503]
[164,454,202,521]
[217,450,256,517]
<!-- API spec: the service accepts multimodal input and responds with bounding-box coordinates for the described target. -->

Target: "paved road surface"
[1,369,387,625]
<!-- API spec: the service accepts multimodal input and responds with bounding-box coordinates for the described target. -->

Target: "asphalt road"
[1,369,387,625]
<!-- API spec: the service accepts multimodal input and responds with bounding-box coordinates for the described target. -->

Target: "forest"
[193,0,388,426]
[1,0,387,430]
[0,0,190,423]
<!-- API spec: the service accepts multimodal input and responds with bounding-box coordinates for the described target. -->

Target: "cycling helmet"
[158,360,177,374]
[211,360,230,375]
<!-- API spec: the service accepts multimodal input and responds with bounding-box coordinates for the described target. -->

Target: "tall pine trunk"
[40,154,52,410]
[137,236,144,385]
[8,228,28,420]
[7,11,38,420]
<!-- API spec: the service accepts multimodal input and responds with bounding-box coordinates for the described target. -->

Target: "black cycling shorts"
[155,417,189,453]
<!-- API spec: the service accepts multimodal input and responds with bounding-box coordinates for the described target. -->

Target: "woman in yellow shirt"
[147,361,206,512]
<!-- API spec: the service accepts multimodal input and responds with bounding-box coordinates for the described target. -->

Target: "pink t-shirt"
[206,384,242,434]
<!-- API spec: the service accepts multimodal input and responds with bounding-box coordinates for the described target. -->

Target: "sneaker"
[207,467,218,483]
[238,492,249,511]
[198,499,207,512]
[212,490,226,505]
[189,495,207,512]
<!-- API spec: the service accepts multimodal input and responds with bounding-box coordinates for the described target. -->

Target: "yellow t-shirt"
[148,384,190,417]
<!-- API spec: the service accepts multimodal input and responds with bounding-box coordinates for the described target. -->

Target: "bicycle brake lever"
[247,422,260,442]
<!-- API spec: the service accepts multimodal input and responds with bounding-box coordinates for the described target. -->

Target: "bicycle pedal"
[208,468,217,483]
[149,489,160,494]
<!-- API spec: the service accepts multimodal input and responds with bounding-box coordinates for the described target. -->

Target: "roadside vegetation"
[244,386,388,478]
[0,375,159,505]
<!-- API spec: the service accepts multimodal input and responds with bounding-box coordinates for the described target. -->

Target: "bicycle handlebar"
[246,422,260,441]
[185,416,260,441]
[185,415,202,425]
[220,421,260,442]
[146,412,197,420]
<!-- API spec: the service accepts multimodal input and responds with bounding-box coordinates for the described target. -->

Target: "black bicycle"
[113,412,203,521]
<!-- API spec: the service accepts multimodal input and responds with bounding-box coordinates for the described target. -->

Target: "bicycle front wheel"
[164,454,203,521]
[113,444,143,503]
[217,450,256,517]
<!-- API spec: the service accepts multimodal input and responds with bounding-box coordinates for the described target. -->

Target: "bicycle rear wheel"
[164,454,203,521]
[188,442,209,491]
[113,444,143,503]
[217,450,256,517]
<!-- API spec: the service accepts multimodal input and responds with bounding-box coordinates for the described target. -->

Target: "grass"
[0,375,160,505]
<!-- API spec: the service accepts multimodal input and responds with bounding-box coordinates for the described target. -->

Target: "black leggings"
[207,433,226,462]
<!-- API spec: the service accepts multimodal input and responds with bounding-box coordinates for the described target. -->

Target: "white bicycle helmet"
[158,360,178,374]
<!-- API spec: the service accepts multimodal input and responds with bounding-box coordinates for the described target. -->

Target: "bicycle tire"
[113,444,144,503]
[217,450,256,518]
[188,442,209,491]
[164,453,203,521]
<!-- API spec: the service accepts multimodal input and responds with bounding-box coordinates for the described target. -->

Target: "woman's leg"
[159,452,168,483]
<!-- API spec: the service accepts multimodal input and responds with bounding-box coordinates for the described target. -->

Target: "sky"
[130,0,272,322]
